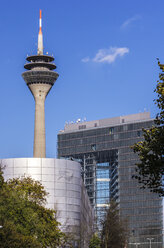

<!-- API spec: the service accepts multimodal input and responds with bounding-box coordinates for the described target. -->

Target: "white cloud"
[121,15,141,29]
[93,47,129,64]
[81,57,90,63]
[82,47,129,64]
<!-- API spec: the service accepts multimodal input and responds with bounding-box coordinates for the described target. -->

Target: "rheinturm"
[22,10,59,158]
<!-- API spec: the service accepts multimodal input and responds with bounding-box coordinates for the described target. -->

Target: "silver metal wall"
[0,158,94,246]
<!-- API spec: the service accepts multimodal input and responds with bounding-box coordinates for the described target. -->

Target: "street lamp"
[147,238,154,248]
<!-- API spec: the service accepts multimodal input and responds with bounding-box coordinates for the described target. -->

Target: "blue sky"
[0,0,164,158]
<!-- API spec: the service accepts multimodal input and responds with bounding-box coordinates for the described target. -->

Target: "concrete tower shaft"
[22,11,59,158]
[29,83,52,158]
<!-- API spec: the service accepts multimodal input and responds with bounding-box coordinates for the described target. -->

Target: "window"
[91,144,96,151]
[109,127,114,135]
[79,125,86,130]
[137,131,141,137]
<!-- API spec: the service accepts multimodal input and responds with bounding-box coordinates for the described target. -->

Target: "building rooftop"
[59,112,152,134]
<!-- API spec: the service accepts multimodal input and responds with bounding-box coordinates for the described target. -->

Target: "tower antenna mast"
[38,9,43,55]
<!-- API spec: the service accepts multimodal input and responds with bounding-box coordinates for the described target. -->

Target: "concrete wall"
[62,112,151,133]
[0,158,94,246]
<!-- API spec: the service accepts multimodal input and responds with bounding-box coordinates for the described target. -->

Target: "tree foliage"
[132,61,164,196]
[100,201,128,248]
[89,233,101,248]
[0,169,64,248]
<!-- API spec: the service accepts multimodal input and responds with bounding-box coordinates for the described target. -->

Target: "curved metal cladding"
[1,158,94,244]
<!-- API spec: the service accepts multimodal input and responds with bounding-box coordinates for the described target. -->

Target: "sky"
[0,0,164,158]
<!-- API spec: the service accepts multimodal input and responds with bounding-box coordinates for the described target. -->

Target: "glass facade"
[57,119,163,247]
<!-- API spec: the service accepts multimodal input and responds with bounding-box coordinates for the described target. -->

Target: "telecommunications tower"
[22,10,59,158]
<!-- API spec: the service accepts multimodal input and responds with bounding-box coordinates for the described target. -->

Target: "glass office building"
[57,112,163,247]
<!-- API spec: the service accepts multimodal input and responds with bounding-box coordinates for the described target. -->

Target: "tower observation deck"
[22,10,59,158]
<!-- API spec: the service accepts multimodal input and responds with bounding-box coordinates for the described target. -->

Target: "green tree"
[89,233,101,248]
[0,169,64,248]
[132,60,164,196]
[100,201,128,248]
